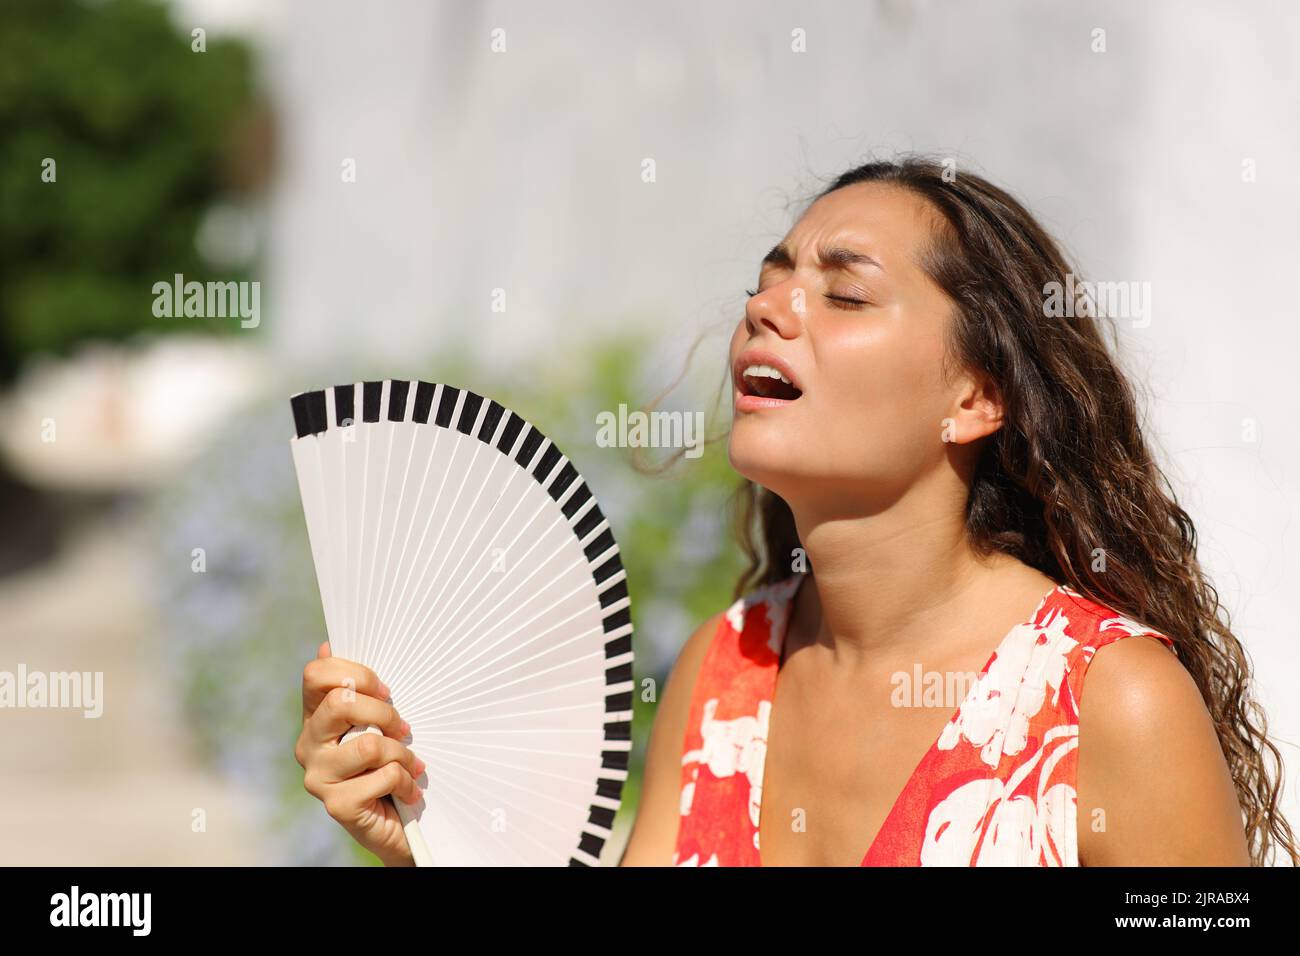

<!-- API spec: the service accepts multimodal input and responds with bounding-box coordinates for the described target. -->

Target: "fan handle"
[339,723,435,866]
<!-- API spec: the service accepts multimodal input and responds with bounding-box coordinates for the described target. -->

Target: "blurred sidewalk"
[0,512,261,865]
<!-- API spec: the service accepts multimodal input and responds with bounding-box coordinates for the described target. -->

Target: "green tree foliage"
[0,0,254,381]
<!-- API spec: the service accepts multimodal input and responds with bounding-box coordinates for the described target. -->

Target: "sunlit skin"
[620,181,1249,867]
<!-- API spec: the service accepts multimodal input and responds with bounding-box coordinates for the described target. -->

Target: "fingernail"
[400,720,411,737]
[413,758,427,776]
[377,682,393,699]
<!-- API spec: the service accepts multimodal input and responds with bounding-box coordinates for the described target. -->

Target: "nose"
[744,284,803,339]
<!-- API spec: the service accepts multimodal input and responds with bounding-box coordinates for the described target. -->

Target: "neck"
[786,481,1045,663]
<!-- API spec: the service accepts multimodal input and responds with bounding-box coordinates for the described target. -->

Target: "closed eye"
[824,294,868,309]
[745,288,871,309]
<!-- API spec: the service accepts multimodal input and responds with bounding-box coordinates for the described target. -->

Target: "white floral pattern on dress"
[680,698,771,830]
[673,851,719,866]
[724,574,803,657]
[921,724,1079,865]
[1098,611,1162,640]
[937,601,1078,766]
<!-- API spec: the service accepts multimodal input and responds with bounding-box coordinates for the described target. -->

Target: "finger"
[306,687,406,745]
[302,656,392,717]
[294,724,311,770]
[328,761,424,819]
[322,730,425,784]
[302,643,335,720]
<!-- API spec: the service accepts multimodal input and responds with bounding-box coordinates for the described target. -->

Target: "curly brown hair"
[636,154,1297,866]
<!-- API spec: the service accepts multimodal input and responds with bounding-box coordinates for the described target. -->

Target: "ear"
[943,373,1004,445]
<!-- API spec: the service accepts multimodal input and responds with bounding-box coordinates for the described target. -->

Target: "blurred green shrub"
[0,0,256,382]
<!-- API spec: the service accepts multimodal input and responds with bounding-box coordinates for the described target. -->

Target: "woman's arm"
[618,611,724,866]
[1076,636,1252,865]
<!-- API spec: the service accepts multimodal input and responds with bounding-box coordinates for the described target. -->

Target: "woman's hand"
[296,640,425,866]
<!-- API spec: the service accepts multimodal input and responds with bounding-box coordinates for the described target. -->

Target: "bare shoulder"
[1076,634,1250,865]
[669,610,728,692]
[649,609,726,738]
[618,609,725,866]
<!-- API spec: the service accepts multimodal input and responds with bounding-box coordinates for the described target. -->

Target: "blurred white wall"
[1121,7,1300,842]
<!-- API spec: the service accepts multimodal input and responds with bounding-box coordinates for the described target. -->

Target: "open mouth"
[739,364,803,401]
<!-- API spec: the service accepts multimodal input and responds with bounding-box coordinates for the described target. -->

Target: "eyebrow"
[761,242,884,273]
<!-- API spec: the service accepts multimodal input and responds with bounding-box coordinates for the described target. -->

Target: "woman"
[296,156,1295,867]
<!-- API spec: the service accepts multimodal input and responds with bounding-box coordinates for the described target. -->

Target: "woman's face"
[727,181,996,510]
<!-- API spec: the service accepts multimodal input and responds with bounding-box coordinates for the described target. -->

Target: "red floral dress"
[672,575,1177,866]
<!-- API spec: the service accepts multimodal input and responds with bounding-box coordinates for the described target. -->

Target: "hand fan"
[288,379,634,866]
